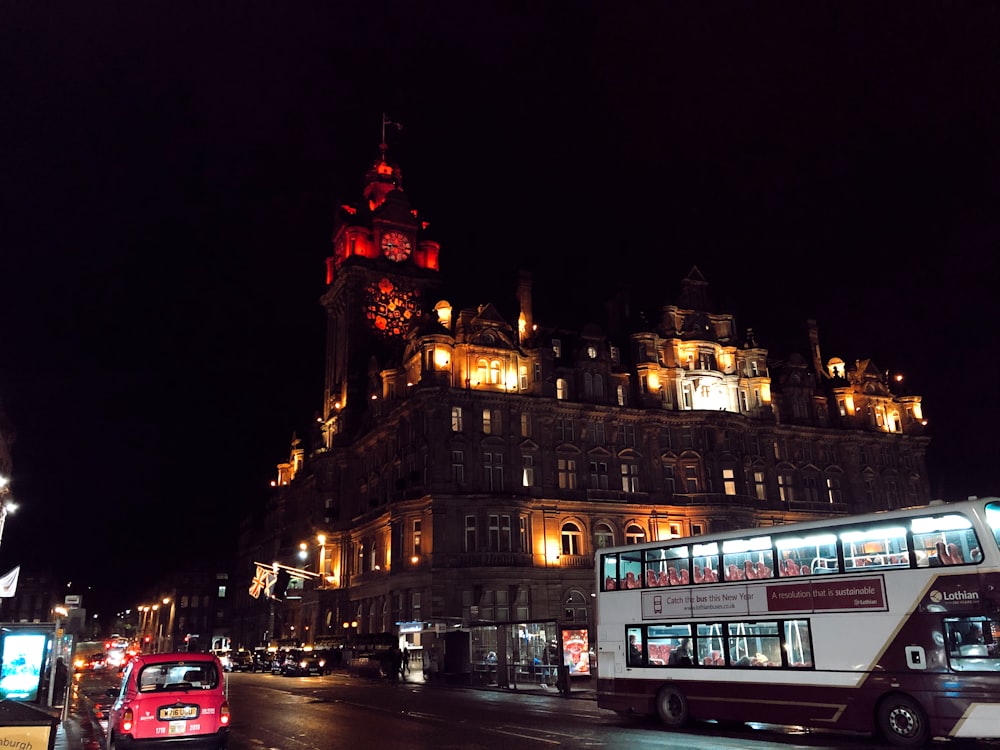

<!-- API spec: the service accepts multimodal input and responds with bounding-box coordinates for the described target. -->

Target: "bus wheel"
[876,694,929,748]
[655,684,689,728]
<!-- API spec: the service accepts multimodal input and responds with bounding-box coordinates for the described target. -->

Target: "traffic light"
[271,569,291,601]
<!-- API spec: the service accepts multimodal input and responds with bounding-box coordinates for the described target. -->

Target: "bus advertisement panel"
[595,497,1000,747]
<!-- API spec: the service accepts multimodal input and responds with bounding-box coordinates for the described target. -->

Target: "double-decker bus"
[595,497,1000,747]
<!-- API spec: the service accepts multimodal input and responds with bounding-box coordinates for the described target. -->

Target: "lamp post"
[317,534,327,587]
[138,606,150,649]
[162,597,176,653]
[0,476,17,547]
[151,604,160,652]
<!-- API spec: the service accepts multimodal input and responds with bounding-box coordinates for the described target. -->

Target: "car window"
[138,662,220,691]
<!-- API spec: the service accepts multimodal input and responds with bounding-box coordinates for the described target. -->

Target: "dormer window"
[587,345,597,359]
[552,339,562,357]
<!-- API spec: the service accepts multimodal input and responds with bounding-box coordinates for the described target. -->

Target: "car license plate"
[159,705,198,720]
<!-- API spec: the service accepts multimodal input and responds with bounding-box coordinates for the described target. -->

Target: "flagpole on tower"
[381,112,402,150]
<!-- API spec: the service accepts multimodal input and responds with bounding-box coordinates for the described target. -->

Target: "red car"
[106,651,230,749]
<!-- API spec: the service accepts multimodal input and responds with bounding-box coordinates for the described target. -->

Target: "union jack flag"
[249,565,273,599]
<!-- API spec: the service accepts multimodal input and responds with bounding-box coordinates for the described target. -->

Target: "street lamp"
[0,476,18,547]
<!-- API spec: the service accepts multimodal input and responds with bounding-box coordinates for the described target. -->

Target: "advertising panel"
[560,628,590,675]
[641,575,889,619]
[0,632,47,702]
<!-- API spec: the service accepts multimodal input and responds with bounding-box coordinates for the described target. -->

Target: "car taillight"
[318,660,325,667]
[220,701,230,725]
[121,708,134,732]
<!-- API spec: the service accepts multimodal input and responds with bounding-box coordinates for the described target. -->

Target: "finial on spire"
[381,113,403,151]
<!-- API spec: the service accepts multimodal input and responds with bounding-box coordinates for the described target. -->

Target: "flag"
[382,113,403,131]
[0,565,20,597]
[248,565,273,599]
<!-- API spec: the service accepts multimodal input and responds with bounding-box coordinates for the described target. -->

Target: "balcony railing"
[438,552,534,568]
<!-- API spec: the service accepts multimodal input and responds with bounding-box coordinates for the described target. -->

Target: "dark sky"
[2,3,999,615]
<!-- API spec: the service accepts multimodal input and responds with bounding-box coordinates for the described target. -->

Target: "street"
[74,668,1000,750]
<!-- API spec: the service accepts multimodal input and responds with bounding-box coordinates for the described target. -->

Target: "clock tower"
[320,125,442,443]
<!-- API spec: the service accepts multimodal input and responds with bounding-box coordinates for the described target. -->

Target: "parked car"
[281,649,327,676]
[270,650,292,675]
[230,651,253,672]
[252,650,274,673]
[105,651,230,749]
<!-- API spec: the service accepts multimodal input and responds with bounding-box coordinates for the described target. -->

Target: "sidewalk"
[394,664,596,700]
[53,692,104,750]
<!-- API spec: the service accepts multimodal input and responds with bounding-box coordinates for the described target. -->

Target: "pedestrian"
[53,657,68,706]
[387,646,403,682]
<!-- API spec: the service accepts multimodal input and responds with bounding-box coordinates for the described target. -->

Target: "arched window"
[477,358,489,385]
[490,360,502,384]
[564,589,590,623]
[625,523,646,544]
[617,384,627,406]
[593,374,604,398]
[594,522,614,549]
[583,372,593,398]
[561,522,583,555]
[556,378,568,400]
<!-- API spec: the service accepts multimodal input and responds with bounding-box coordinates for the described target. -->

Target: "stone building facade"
[230,139,931,667]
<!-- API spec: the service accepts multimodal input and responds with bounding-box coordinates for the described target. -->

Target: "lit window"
[522,455,535,487]
[723,468,737,495]
[451,406,463,432]
[557,458,577,489]
[556,378,568,400]
[620,463,640,493]
[562,522,583,555]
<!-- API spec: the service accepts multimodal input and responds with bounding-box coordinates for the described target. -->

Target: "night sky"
[2,3,999,615]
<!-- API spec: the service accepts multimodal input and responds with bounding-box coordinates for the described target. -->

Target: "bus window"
[722,535,773,581]
[783,619,814,668]
[775,532,836,576]
[602,553,618,590]
[728,621,781,667]
[841,525,908,570]
[620,550,642,589]
[627,627,643,666]
[692,540,720,583]
[645,546,688,587]
[696,623,726,665]
[912,513,982,567]
[944,616,1000,671]
[646,624,692,666]
[985,502,1000,550]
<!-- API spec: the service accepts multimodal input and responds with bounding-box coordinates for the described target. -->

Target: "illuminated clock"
[381,230,412,262]
[365,277,420,336]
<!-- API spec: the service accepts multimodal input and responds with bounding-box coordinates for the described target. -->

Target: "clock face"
[381,230,412,262]
[365,277,420,337]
